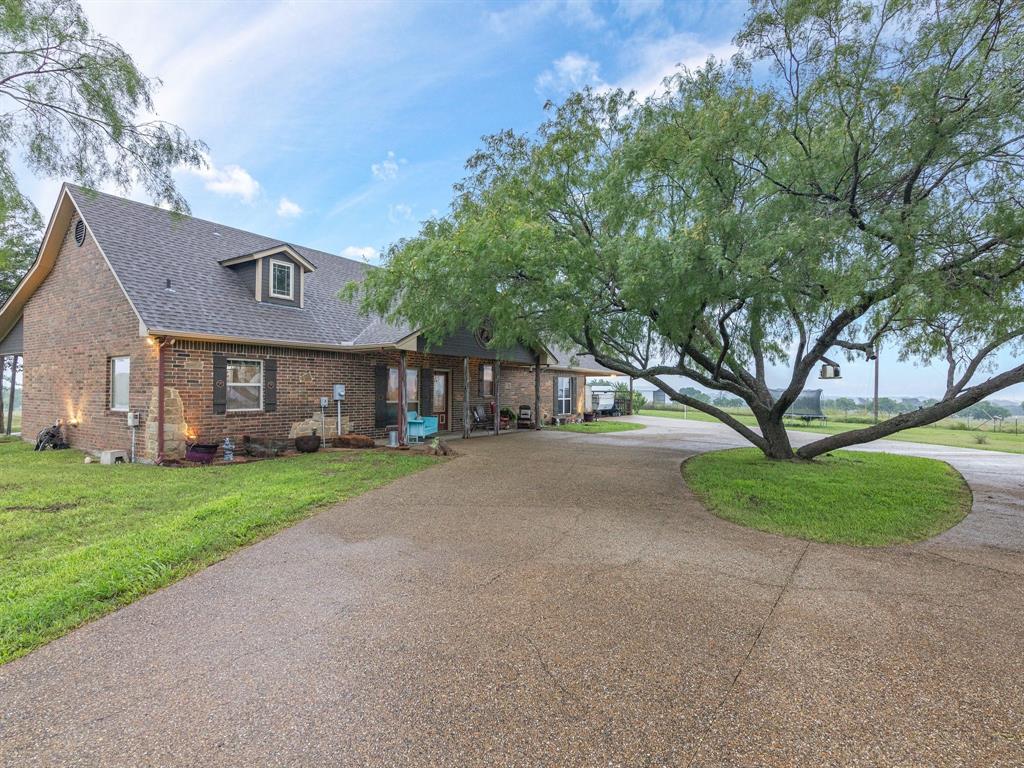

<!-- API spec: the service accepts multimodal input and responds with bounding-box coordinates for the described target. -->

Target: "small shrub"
[973,434,988,445]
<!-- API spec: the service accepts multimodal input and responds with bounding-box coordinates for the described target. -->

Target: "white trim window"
[480,364,494,397]
[226,359,263,411]
[386,367,419,411]
[110,356,131,411]
[269,259,294,300]
[556,376,572,416]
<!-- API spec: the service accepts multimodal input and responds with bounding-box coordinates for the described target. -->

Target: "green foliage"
[0,162,39,304]
[0,442,436,663]
[612,381,646,412]
[357,0,1024,460]
[683,448,971,546]
[0,0,206,257]
[956,401,1012,420]
[833,397,858,414]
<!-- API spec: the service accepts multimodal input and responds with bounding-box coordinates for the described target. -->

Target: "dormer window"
[219,244,314,307]
[270,259,294,300]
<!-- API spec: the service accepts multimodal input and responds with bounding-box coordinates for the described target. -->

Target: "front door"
[432,371,449,431]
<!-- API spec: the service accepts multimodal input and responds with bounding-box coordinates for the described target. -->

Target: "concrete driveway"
[1,419,1022,767]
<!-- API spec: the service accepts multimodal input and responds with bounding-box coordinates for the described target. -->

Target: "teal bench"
[407,411,439,443]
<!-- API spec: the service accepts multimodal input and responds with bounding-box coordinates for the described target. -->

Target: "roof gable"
[0,187,145,344]
[61,185,411,349]
[219,244,316,272]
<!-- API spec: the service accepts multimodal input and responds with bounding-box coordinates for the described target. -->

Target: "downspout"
[156,338,166,464]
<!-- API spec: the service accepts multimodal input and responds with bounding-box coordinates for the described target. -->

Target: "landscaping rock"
[426,439,457,457]
[331,434,375,449]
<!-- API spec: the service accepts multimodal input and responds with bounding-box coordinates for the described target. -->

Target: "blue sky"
[18,0,1022,401]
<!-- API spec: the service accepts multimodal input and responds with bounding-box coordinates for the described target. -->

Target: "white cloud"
[340,245,379,262]
[616,0,662,21]
[186,153,261,202]
[488,0,603,35]
[388,203,413,223]
[614,34,736,97]
[371,150,406,181]
[564,0,604,30]
[276,197,303,218]
[536,52,605,97]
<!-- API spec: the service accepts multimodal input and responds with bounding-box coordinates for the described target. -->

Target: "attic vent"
[74,219,86,247]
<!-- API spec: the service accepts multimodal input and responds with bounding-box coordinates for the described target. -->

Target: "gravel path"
[1,421,1021,767]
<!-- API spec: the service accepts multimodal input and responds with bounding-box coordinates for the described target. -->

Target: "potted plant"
[185,442,219,464]
[295,429,321,453]
[500,407,516,430]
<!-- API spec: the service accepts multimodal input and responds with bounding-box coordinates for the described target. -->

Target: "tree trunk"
[797,359,1024,459]
[755,412,797,460]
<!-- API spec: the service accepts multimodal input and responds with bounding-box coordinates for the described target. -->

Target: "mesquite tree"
[0,0,206,218]
[358,0,1024,460]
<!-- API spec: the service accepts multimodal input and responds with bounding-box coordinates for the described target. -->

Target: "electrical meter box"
[333,384,345,401]
[320,396,330,408]
[126,412,140,427]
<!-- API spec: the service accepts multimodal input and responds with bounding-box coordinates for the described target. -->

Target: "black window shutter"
[420,368,432,415]
[374,365,391,428]
[570,377,577,413]
[213,354,227,414]
[553,375,559,416]
[478,363,484,397]
[264,358,277,412]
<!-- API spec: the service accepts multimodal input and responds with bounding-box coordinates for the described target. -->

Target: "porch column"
[534,354,542,430]
[398,350,408,446]
[493,359,500,436]
[628,376,634,415]
[4,354,12,434]
[462,356,470,439]
[5,355,13,435]
[0,355,7,434]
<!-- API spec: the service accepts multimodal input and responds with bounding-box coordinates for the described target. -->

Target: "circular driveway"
[1,418,1022,767]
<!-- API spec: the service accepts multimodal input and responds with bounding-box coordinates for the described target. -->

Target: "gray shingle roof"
[546,347,611,374]
[68,185,412,347]
[65,186,607,374]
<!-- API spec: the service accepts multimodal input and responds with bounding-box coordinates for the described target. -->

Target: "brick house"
[0,185,606,461]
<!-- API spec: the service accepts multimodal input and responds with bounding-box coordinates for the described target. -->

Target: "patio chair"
[470,404,491,432]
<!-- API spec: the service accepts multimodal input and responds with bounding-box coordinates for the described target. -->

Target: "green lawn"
[0,441,437,664]
[640,409,1024,454]
[682,448,971,546]
[556,420,646,434]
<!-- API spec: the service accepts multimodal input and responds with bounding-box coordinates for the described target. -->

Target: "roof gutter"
[143,328,411,353]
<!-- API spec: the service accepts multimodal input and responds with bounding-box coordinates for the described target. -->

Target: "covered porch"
[391,352,544,446]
